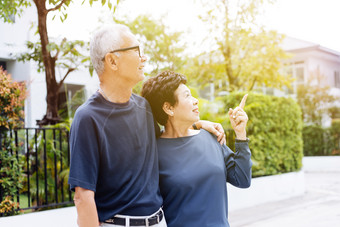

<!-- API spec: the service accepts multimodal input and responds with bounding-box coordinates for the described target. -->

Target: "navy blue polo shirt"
[68,92,163,222]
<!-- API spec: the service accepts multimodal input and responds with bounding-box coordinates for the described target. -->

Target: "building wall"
[1,6,99,127]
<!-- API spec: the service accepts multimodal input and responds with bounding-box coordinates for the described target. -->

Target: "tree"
[0,0,119,126]
[115,15,186,76]
[297,69,336,125]
[194,0,292,92]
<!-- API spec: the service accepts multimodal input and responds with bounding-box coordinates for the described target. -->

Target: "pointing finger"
[239,94,248,109]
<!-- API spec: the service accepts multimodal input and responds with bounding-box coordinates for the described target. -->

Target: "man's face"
[115,32,146,86]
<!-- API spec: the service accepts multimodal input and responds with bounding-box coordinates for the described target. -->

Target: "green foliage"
[58,87,85,122]
[1,0,119,125]
[18,39,91,74]
[115,15,186,76]
[194,0,292,92]
[0,196,20,216]
[18,127,72,209]
[297,83,336,125]
[0,69,26,215]
[303,122,340,156]
[0,131,24,216]
[0,68,27,129]
[0,147,24,199]
[0,0,31,23]
[222,92,303,177]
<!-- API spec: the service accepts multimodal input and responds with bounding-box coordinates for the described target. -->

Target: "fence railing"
[0,127,74,214]
[0,126,236,216]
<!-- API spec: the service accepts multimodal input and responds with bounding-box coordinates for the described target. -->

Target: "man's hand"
[228,94,249,140]
[195,120,226,145]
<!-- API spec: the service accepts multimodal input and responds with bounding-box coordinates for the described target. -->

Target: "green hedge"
[221,92,303,177]
[303,121,340,156]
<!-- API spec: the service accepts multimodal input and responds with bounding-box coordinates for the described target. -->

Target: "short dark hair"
[141,71,187,126]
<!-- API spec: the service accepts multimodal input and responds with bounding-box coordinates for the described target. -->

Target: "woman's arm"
[224,142,252,188]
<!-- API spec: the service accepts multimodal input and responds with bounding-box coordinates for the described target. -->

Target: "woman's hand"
[228,94,249,140]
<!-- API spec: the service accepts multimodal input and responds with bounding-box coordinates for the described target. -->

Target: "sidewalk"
[229,172,340,227]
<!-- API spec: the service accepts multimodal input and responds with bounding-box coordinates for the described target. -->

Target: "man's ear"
[104,54,118,70]
[162,102,174,116]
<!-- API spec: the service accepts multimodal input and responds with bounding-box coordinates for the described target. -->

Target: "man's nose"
[141,54,147,62]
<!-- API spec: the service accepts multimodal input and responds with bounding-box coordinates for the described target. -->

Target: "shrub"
[221,92,303,177]
[0,67,26,129]
[303,121,340,156]
[0,67,26,215]
[0,196,20,216]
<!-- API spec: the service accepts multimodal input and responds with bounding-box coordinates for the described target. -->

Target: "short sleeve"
[68,110,101,192]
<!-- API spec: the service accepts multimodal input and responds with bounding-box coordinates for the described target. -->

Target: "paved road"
[229,172,340,227]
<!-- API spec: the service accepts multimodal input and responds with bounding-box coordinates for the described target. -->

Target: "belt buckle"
[146,211,160,227]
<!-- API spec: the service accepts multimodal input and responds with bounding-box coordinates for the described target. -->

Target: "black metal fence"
[0,126,236,215]
[0,127,73,214]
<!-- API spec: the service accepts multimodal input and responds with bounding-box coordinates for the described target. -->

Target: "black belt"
[104,210,163,226]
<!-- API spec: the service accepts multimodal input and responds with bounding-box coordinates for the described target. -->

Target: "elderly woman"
[141,71,252,227]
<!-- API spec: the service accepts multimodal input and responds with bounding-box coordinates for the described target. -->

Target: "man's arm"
[194,120,226,145]
[74,187,99,227]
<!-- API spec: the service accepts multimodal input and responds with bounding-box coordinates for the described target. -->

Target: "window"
[0,61,6,70]
[265,87,274,95]
[296,67,304,83]
[58,84,85,119]
[9,14,15,23]
[335,71,340,88]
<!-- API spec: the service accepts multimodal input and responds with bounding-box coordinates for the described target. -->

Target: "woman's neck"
[161,120,198,138]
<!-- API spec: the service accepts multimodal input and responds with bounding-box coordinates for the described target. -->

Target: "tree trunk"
[34,0,61,126]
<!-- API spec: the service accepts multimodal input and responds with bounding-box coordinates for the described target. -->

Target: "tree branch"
[47,0,68,13]
[58,67,75,88]
[53,38,67,61]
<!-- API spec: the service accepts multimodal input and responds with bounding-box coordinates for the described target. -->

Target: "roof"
[282,36,340,57]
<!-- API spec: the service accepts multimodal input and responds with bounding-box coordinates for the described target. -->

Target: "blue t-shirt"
[68,92,163,222]
[157,129,252,227]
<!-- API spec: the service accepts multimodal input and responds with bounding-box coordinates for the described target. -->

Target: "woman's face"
[172,84,199,124]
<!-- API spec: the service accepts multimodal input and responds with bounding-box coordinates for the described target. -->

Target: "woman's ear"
[162,102,174,116]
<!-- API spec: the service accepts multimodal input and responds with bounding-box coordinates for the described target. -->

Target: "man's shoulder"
[131,93,151,110]
[73,93,103,120]
[131,93,147,103]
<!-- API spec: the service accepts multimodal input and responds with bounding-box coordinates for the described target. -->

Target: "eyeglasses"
[102,45,141,60]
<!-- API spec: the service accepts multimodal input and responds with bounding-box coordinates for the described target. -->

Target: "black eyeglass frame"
[102,45,140,60]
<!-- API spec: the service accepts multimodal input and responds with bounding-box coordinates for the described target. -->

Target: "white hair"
[90,24,131,76]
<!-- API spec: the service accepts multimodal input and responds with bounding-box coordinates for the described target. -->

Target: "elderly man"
[68,24,224,227]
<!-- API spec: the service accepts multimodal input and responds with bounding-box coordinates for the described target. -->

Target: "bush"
[221,92,303,177]
[0,196,20,216]
[303,121,340,156]
[0,67,26,129]
[0,67,26,215]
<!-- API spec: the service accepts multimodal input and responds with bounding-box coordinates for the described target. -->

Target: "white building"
[0,6,99,127]
[267,37,340,99]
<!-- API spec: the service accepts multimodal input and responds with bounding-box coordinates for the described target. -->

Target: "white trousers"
[100,208,167,227]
